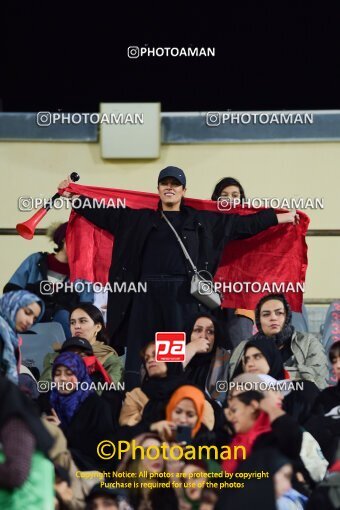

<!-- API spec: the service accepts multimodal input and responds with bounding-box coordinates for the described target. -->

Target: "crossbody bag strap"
[161,212,198,274]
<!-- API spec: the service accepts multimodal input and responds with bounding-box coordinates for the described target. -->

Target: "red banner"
[65,183,309,312]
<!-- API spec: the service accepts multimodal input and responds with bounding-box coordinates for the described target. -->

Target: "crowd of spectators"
[0,173,339,510]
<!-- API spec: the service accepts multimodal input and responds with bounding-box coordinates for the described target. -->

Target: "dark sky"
[2,2,340,112]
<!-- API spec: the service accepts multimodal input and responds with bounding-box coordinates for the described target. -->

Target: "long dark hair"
[69,303,109,344]
[329,340,340,363]
[233,390,264,405]
[225,390,263,419]
[211,177,246,201]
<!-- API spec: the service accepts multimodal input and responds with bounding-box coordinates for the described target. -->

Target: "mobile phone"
[176,425,192,445]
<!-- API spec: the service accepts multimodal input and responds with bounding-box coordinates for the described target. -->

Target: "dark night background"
[1,2,340,112]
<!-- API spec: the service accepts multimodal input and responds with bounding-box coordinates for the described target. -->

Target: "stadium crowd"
[0,169,339,510]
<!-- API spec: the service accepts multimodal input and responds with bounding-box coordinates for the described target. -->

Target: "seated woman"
[239,337,320,426]
[242,337,288,379]
[0,376,54,509]
[39,335,121,420]
[225,373,328,487]
[228,293,329,389]
[46,351,118,471]
[184,314,231,404]
[41,303,123,385]
[119,341,186,438]
[150,384,215,445]
[0,290,44,384]
[3,222,93,337]
[211,177,255,348]
[41,336,112,387]
[223,374,303,473]
[217,447,307,510]
[118,433,167,510]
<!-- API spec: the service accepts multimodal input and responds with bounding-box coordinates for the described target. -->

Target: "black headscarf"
[0,375,53,454]
[184,314,223,391]
[254,293,295,349]
[216,447,291,510]
[140,361,186,426]
[141,361,185,400]
[244,338,285,379]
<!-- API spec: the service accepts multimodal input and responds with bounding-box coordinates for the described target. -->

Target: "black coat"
[252,414,303,461]
[0,335,19,379]
[307,382,340,463]
[63,393,118,471]
[216,415,303,510]
[75,198,277,342]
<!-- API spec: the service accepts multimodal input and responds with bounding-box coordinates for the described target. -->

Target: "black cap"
[85,483,125,502]
[60,337,93,355]
[158,166,186,187]
[54,465,71,486]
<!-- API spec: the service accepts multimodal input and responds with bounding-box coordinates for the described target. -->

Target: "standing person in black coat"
[59,166,299,390]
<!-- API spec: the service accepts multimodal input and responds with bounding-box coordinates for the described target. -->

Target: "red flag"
[64,183,309,312]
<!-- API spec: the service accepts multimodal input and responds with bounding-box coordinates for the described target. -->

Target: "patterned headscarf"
[50,352,94,428]
[0,290,45,384]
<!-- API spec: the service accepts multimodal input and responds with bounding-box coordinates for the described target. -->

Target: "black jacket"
[307,382,340,463]
[63,392,118,471]
[252,414,303,460]
[0,335,19,379]
[75,197,278,342]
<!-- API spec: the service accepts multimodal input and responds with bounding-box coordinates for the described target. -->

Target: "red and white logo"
[155,332,186,362]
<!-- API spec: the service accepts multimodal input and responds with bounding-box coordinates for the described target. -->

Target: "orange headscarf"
[165,385,205,437]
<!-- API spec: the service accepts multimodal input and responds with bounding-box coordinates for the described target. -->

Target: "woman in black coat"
[58,169,297,390]
[118,341,186,440]
[184,313,230,404]
[238,336,321,427]
[47,351,118,471]
[222,381,303,475]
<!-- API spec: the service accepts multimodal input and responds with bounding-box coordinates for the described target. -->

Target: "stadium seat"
[291,303,309,333]
[321,300,340,352]
[20,322,66,372]
[320,300,340,385]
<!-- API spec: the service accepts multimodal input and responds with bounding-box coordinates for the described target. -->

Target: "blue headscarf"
[0,290,45,384]
[50,352,94,428]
